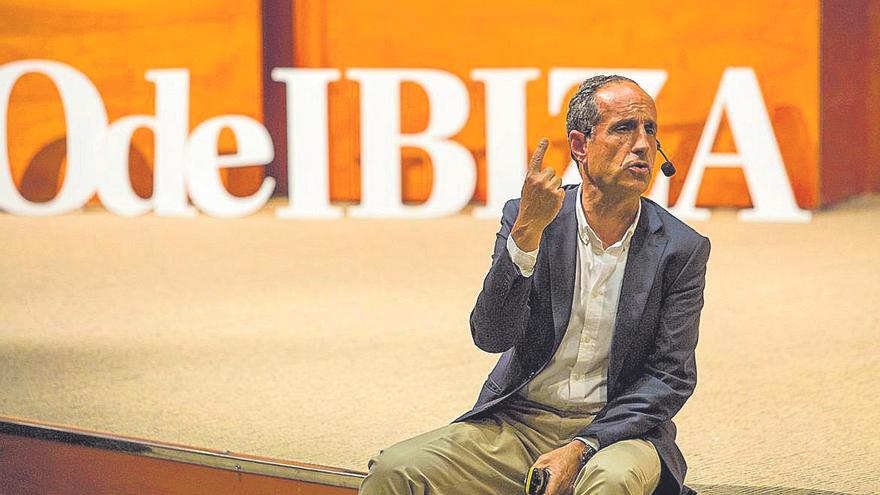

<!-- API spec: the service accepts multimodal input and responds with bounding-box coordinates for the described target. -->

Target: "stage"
[1,196,878,494]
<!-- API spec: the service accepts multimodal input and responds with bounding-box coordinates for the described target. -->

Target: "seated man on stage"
[359,75,711,495]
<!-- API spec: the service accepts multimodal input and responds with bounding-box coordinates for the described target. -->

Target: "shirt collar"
[575,183,641,254]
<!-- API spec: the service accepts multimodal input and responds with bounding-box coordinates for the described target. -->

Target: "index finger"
[528,138,550,174]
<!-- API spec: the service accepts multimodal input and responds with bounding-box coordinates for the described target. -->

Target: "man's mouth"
[626,162,650,176]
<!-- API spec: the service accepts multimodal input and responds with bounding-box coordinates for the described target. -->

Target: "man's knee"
[576,456,653,495]
[360,419,531,495]
[574,439,660,495]
[360,446,418,494]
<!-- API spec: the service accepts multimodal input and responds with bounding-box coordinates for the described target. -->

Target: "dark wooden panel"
[820,0,871,205]
[0,417,363,495]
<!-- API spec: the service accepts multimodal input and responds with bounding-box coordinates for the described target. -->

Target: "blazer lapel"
[546,187,579,348]
[607,199,667,391]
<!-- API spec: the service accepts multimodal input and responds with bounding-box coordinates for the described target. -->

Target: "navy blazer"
[455,184,710,495]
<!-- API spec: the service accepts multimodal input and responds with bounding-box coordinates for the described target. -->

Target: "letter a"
[671,67,811,222]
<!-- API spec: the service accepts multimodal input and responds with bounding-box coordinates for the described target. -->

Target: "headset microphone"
[657,140,676,177]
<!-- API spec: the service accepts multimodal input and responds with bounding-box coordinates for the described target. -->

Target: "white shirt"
[506,185,641,416]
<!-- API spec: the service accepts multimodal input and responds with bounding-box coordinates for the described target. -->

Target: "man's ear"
[568,129,588,163]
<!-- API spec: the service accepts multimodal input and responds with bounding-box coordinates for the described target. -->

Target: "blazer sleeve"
[576,236,711,448]
[469,199,536,353]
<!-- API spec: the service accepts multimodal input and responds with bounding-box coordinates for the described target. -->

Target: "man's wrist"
[506,235,538,277]
[574,436,599,451]
[572,437,598,466]
[510,220,543,252]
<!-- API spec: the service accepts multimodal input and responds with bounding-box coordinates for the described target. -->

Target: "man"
[360,75,710,495]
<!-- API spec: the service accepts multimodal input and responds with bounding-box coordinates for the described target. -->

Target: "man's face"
[574,82,658,196]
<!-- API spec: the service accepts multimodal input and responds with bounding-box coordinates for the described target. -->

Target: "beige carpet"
[1,196,878,494]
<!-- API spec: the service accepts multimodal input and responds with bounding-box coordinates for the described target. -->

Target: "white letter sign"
[271,68,343,219]
[346,69,475,218]
[186,116,276,218]
[671,67,811,222]
[0,60,106,215]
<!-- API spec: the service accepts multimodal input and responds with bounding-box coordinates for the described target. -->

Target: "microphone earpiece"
[656,139,676,177]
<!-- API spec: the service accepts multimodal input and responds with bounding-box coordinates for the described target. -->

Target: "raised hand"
[511,138,565,252]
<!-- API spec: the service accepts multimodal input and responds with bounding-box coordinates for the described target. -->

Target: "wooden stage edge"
[0,415,364,494]
[0,416,862,495]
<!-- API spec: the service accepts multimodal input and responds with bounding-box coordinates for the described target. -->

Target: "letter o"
[0,60,107,215]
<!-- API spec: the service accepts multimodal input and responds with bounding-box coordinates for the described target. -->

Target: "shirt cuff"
[506,235,538,277]
[574,436,600,451]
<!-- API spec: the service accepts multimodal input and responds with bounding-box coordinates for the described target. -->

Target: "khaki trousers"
[359,396,661,495]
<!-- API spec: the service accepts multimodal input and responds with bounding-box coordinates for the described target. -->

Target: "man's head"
[566,75,658,197]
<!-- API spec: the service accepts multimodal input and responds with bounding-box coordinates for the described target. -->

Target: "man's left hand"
[530,440,587,495]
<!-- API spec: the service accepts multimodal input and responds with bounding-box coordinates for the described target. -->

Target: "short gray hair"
[565,75,638,137]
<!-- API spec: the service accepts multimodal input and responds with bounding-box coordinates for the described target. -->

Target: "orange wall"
[0,0,265,203]
[288,0,820,208]
[8,1,880,211]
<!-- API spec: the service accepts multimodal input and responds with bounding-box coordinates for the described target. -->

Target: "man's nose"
[631,129,650,158]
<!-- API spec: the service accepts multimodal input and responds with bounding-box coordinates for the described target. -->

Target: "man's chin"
[617,179,651,198]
